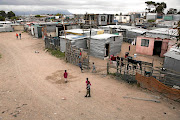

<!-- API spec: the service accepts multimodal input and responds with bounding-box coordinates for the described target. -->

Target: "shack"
[90,34,123,59]
[56,24,80,37]
[146,28,179,39]
[11,24,24,31]
[0,24,13,32]
[65,29,104,36]
[31,25,42,38]
[163,47,180,72]
[136,36,170,57]
[59,35,88,52]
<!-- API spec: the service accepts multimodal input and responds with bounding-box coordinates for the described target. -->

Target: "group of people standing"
[16,33,21,39]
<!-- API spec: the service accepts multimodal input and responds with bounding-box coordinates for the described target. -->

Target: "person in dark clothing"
[129,45,131,51]
[116,56,120,67]
[19,33,21,40]
[85,78,91,97]
[78,61,83,73]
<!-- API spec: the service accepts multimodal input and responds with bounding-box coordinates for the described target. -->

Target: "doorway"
[153,41,162,56]
[105,43,110,57]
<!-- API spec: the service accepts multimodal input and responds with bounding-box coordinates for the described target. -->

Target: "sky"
[0,0,180,14]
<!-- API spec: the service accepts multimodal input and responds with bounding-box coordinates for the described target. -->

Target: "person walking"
[129,45,131,51]
[78,61,83,73]
[16,33,18,39]
[64,70,68,83]
[92,62,96,73]
[85,78,91,97]
[19,33,21,40]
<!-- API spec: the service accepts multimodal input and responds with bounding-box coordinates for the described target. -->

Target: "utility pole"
[62,16,67,61]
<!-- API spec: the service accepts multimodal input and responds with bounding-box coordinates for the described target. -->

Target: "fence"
[107,57,180,100]
[107,57,153,83]
[45,37,60,50]
[65,41,89,69]
[136,73,180,102]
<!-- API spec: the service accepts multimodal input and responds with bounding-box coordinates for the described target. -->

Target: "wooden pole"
[107,62,109,74]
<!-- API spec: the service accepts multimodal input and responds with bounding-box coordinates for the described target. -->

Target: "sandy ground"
[0,32,180,120]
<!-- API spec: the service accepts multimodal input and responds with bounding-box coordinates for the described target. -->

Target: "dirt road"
[0,32,179,120]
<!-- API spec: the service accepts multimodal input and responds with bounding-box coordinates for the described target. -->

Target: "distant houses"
[84,14,114,26]
[0,12,179,62]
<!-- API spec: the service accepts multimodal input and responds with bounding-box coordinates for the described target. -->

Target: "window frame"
[141,39,149,47]
[101,16,106,22]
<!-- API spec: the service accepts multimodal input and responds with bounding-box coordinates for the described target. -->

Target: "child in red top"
[85,78,91,97]
[85,78,91,86]
[64,70,68,83]
[16,33,18,39]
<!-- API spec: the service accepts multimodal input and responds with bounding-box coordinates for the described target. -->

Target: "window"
[141,39,149,47]
[0,25,3,27]
[124,17,126,19]
[101,16,105,21]
[90,15,94,20]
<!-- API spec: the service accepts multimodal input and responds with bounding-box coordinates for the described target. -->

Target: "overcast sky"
[0,0,180,14]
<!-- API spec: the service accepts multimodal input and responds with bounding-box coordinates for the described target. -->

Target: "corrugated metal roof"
[65,29,103,34]
[91,34,120,40]
[129,28,148,34]
[59,35,87,40]
[164,50,180,61]
[148,28,179,36]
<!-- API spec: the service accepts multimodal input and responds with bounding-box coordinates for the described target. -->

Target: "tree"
[155,2,167,14]
[0,16,5,21]
[167,8,177,14]
[145,1,167,14]
[11,16,19,20]
[0,10,6,17]
[7,11,15,19]
[56,13,63,16]
[145,1,156,12]
[35,15,41,17]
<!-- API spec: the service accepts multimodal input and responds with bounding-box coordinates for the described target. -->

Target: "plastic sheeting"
[136,73,180,101]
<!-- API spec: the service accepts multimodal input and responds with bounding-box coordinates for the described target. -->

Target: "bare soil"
[0,32,180,120]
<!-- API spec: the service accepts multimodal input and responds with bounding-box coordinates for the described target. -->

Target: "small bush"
[48,49,65,59]
[148,20,155,23]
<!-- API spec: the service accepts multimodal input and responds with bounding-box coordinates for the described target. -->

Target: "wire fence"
[107,57,180,88]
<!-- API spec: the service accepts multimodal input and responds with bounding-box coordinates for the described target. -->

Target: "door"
[105,43,110,57]
[153,41,162,56]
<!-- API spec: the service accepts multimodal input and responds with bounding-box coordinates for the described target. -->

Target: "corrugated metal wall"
[60,38,67,52]
[90,36,123,59]
[90,38,105,59]
[72,39,87,49]
[164,57,180,72]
